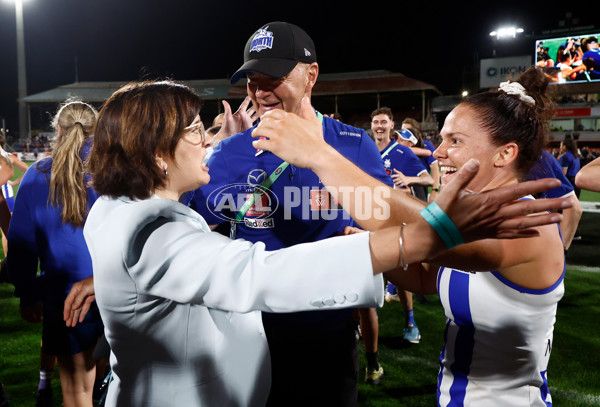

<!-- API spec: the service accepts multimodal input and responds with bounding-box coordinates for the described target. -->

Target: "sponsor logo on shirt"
[339,131,362,137]
[247,169,268,186]
[310,189,342,211]
[244,218,275,229]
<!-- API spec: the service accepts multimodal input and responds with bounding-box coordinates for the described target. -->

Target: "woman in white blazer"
[65,80,569,407]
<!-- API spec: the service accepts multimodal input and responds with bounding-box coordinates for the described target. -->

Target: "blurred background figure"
[8,100,104,407]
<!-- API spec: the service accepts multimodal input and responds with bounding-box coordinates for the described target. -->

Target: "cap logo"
[249,26,274,53]
[304,48,311,57]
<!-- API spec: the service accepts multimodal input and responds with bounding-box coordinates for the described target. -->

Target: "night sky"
[0,1,594,135]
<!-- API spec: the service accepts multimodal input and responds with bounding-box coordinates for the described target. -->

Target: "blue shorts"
[42,298,104,356]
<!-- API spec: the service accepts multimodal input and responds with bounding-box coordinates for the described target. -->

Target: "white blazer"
[84,196,384,407]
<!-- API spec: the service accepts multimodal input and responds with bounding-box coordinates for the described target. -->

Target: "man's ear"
[306,62,319,89]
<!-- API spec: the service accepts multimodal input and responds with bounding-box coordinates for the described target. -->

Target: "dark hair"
[370,107,393,121]
[459,66,554,177]
[401,118,425,148]
[562,137,580,158]
[402,117,420,130]
[89,80,203,199]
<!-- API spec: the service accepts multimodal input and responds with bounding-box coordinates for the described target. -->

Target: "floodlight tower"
[5,0,30,140]
[489,26,524,56]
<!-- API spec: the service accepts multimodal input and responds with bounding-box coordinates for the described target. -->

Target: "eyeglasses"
[182,121,206,145]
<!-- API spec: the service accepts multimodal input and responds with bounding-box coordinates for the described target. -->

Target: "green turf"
[580,188,600,203]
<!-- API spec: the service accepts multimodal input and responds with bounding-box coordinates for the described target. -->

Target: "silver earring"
[164,168,168,176]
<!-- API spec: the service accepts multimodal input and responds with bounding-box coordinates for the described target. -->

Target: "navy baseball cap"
[230,22,317,84]
[398,129,418,144]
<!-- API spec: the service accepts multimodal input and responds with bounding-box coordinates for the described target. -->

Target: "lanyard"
[380,141,398,158]
[230,110,324,239]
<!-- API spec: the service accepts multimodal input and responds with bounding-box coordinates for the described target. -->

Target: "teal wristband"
[419,202,464,249]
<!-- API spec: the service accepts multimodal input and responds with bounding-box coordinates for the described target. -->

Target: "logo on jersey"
[250,27,274,53]
[247,169,268,186]
[309,189,342,211]
[384,159,391,169]
[310,190,329,210]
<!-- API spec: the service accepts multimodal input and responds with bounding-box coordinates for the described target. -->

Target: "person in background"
[371,107,429,345]
[395,127,437,201]
[401,117,441,202]
[524,149,582,251]
[8,100,104,407]
[0,156,16,407]
[558,136,581,198]
[0,135,29,256]
[0,137,55,407]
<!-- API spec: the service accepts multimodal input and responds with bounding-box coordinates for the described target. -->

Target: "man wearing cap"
[185,22,393,406]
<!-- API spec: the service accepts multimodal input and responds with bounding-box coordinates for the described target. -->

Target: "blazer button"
[333,294,346,304]
[310,299,323,307]
[323,297,336,306]
[346,292,359,302]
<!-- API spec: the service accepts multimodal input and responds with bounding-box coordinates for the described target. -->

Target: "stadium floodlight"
[489,26,524,40]
[4,0,30,139]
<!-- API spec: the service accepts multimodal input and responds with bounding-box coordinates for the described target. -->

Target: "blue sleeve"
[558,153,572,170]
[526,151,573,199]
[7,166,41,306]
[355,134,394,187]
[398,146,428,176]
[423,154,436,167]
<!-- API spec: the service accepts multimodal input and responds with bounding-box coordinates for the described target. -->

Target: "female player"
[8,100,104,407]
[252,66,567,406]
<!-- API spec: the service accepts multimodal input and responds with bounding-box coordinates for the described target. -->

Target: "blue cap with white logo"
[231,21,317,84]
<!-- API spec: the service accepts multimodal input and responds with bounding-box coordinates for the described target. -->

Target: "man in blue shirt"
[186,21,392,407]
[370,107,431,346]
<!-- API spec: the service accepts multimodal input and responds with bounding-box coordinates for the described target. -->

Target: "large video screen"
[535,34,600,84]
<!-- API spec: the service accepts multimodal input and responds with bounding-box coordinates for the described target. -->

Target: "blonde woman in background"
[8,100,104,407]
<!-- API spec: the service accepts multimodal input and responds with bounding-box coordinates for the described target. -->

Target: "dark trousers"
[264,313,358,407]
[567,175,581,198]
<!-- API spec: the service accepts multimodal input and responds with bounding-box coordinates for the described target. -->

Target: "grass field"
[1,163,599,406]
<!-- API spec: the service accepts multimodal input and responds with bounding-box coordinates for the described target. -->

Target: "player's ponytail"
[47,100,97,227]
